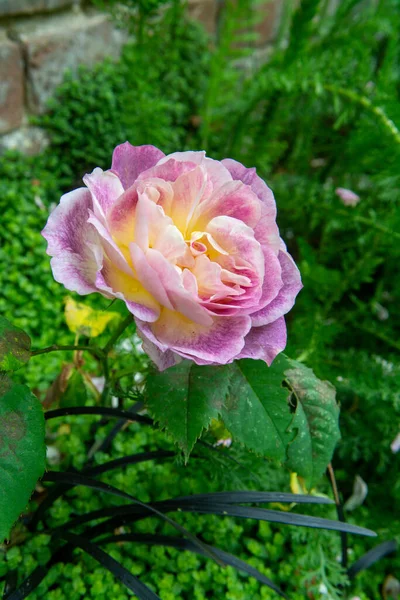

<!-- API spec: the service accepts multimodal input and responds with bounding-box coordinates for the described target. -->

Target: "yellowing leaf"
[290,472,305,495]
[65,297,121,338]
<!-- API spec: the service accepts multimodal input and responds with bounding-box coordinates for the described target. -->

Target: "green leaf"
[145,361,231,460]
[221,357,340,487]
[145,356,340,485]
[0,317,31,371]
[284,360,341,487]
[60,370,88,408]
[0,377,46,541]
[221,357,294,461]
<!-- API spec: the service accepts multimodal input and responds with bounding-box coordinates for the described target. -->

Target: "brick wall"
[0,0,283,154]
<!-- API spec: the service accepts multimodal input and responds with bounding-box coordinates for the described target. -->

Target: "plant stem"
[102,314,134,355]
[31,344,103,359]
[323,84,400,145]
[100,314,134,404]
[327,463,348,570]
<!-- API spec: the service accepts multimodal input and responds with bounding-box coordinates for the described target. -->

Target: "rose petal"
[106,184,138,247]
[42,188,100,294]
[145,249,213,326]
[83,168,124,220]
[222,158,275,213]
[191,180,262,232]
[206,216,264,276]
[237,317,287,365]
[251,251,302,326]
[87,210,134,276]
[138,158,198,184]
[134,191,190,264]
[129,243,174,310]
[96,257,161,322]
[137,330,181,370]
[159,151,233,190]
[137,310,252,365]
[222,158,280,250]
[111,142,165,190]
[168,165,212,235]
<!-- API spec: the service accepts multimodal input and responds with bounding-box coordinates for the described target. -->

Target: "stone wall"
[0,0,126,152]
[0,0,283,153]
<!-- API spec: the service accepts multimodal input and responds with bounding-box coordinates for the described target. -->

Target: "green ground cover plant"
[0,0,399,598]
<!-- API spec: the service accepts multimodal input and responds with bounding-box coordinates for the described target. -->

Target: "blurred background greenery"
[0,0,399,597]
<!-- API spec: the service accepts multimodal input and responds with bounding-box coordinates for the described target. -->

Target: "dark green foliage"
[1,0,400,596]
[36,9,210,180]
[0,154,67,363]
[0,417,351,600]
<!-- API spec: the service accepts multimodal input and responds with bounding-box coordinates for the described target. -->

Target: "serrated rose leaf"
[221,357,340,486]
[284,359,341,487]
[145,361,231,460]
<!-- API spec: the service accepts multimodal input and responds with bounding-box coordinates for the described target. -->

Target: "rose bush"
[42,143,302,369]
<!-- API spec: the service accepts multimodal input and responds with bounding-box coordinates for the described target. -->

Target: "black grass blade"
[83,450,176,477]
[172,491,334,505]
[98,533,287,598]
[60,532,161,600]
[29,483,71,530]
[3,567,48,600]
[52,497,375,540]
[2,570,18,599]
[348,540,397,579]
[85,401,145,462]
[44,406,152,425]
[43,471,224,565]
[31,450,174,529]
[158,502,376,536]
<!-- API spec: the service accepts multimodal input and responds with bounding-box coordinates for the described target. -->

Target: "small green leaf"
[60,370,87,408]
[0,377,46,541]
[145,361,231,460]
[221,357,294,461]
[0,317,31,371]
[284,360,341,487]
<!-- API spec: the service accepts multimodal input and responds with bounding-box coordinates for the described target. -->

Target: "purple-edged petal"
[137,330,182,371]
[137,310,252,365]
[191,180,262,232]
[248,245,283,316]
[111,142,165,190]
[137,158,198,184]
[206,216,264,276]
[83,168,124,220]
[236,317,287,365]
[222,158,275,212]
[160,151,233,190]
[42,188,100,294]
[222,158,280,250]
[251,251,302,326]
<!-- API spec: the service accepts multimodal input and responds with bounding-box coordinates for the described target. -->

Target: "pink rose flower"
[42,143,302,369]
